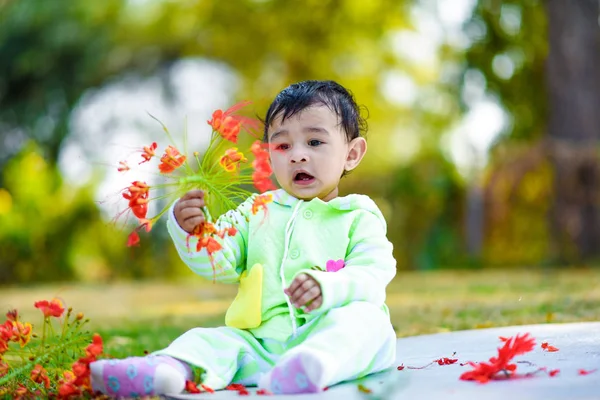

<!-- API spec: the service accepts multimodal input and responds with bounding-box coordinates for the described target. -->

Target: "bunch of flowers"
[116,101,276,277]
[0,299,104,399]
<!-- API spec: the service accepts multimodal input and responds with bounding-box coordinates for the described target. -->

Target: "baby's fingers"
[294,286,321,310]
[285,274,309,298]
[304,295,322,312]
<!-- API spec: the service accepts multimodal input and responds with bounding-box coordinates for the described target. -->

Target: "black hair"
[263,80,368,142]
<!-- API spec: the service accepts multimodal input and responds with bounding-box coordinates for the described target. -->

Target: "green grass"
[1,268,599,358]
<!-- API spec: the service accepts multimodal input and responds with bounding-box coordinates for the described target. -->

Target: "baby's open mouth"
[294,172,314,182]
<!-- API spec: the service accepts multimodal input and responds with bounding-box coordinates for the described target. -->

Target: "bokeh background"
[1,0,599,290]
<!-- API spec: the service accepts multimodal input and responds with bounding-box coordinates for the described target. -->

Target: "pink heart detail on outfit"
[326,259,345,272]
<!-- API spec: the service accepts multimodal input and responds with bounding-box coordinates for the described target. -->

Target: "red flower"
[460,333,535,383]
[34,298,65,318]
[30,364,51,388]
[122,181,150,219]
[6,309,18,322]
[85,333,103,358]
[58,371,81,398]
[208,101,260,143]
[185,381,201,393]
[0,321,13,342]
[219,148,247,172]
[139,142,157,164]
[158,145,187,174]
[58,381,80,398]
[10,321,32,347]
[117,161,130,172]
[127,231,140,247]
[541,342,559,352]
[14,384,28,397]
[72,361,88,378]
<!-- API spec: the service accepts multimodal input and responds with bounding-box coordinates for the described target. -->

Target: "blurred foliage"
[462,0,548,141]
[0,144,183,283]
[1,0,597,282]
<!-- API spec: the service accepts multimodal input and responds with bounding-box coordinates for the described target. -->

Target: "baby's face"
[267,105,351,202]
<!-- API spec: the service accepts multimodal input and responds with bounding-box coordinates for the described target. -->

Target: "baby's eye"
[308,139,323,147]
[276,143,290,151]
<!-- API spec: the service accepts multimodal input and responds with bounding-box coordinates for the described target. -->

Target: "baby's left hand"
[285,274,322,312]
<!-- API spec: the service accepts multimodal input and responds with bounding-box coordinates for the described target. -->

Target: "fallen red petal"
[578,369,597,375]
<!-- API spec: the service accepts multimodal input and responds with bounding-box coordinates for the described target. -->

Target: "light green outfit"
[155,189,397,390]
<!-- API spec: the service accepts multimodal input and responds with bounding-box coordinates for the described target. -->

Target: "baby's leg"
[259,301,396,394]
[90,355,191,397]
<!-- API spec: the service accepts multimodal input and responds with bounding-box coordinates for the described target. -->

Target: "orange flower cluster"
[0,310,32,350]
[207,100,260,143]
[0,301,104,399]
[56,333,103,398]
[116,102,276,261]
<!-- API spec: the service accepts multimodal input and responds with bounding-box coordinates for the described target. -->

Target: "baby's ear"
[344,137,367,172]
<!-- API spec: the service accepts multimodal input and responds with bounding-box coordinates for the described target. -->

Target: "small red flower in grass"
[34,299,65,318]
[460,333,535,383]
[6,309,18,322]
[30,364,51,388]
[578,369,597,375]
[185,380,201,393]
[541,342,559,352]
[11,321,33,347]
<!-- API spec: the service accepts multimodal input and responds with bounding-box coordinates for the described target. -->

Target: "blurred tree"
[0,0,417,178]
[0,1,130,183]
[463,0,600,264]
[3,0,471,280]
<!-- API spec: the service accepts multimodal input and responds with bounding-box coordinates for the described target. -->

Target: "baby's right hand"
[174,190,206,233]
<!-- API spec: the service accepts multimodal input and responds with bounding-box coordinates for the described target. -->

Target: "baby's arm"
[294,209,396,312]
[167,193,256,284]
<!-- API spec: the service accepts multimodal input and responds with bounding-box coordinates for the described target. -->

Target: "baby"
[90,80,397,396]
